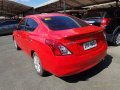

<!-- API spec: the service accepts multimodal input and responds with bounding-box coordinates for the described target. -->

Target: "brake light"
[45,39,72,56]
[100,18,110,28]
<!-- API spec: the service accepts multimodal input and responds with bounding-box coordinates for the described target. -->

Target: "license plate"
[83,40,97,50]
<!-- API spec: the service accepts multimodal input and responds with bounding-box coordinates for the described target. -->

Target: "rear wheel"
[14,39,21,50]
[113,32,120,46]
[32,52,46,76]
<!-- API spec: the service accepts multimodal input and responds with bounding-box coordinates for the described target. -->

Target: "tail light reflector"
[45,39,72,56]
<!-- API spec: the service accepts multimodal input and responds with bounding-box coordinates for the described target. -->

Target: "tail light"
[45,39,72,56]
[100,18,110,28]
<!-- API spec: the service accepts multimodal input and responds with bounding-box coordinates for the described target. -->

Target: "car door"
[20,18,38,54]
[15,19,27,49]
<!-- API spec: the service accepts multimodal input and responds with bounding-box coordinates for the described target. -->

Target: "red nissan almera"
[13,13,107,77]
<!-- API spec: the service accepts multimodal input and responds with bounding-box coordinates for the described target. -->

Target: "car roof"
[25,13,68,18]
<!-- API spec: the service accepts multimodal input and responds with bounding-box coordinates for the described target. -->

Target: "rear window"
[83,11,106,19]
[41,16,88,30]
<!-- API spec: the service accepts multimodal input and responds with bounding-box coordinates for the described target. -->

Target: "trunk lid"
[48,26,105,56]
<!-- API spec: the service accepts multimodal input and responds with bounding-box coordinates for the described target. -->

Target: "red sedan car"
[13,13,107,77]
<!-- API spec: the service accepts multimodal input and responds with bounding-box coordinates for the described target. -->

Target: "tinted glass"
[10,20,20,24]
[18,19,26,30]
[26,18,38,31]
[42,16,88,30]
[0,20,20,26]
[71,16,89,27]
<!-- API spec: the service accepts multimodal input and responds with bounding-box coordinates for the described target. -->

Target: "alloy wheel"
[116,33,120,45]
[33,54,41,73]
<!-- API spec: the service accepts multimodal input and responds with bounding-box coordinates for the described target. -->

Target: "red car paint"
[13,13,107,77]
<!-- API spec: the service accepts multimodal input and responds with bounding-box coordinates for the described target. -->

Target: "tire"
[32,52,46,76]
[113,32,120,46]
[14,39,21,50]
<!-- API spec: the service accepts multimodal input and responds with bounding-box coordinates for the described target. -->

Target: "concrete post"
[63,0,66,13]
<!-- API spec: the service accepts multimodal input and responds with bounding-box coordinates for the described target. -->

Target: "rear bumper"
[47,43,107,77]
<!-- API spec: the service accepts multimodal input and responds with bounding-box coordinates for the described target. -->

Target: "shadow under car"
[60,54,112,83]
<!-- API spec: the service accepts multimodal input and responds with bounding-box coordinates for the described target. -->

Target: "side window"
[25,18,38,32]
[18,19,26,30]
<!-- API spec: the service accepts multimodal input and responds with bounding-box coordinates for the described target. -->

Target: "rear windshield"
[41,16,89,30]
[83,11,106,19]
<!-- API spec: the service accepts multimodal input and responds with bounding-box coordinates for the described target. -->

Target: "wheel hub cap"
[14,40,17,48]
[34,55,41,73]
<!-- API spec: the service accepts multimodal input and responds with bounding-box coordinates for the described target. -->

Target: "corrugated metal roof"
[0,0,32,16]
[83,1,120,8]
[35,0,119,13]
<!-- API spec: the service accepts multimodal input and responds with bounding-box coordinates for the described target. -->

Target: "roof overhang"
[83,0,120,8]
[0,0,33,17]
[35,0,120,13]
